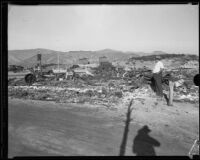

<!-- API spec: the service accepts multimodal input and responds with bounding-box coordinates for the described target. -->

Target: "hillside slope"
[8,48,138,67]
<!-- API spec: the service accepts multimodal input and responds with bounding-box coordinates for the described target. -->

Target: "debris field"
[8,62,199,107]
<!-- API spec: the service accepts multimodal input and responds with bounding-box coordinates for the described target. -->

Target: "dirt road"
[8,98,199,157]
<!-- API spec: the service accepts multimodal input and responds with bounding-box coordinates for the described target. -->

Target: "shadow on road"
[132,125,160,156]
[119,99,134,156]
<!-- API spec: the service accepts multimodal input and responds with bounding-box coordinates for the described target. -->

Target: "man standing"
[152,56,164,98]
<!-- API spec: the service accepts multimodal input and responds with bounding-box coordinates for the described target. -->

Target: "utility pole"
[57,52,60,73]
[37,52,42,75]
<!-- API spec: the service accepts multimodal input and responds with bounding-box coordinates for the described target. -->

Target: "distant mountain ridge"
[8,48,172,67]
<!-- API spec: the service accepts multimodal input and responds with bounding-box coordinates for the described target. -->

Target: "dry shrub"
[114,91,123,98]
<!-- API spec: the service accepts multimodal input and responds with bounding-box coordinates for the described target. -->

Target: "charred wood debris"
[8,57,199,106]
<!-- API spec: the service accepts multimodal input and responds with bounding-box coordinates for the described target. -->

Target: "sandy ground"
[8,97,199,157]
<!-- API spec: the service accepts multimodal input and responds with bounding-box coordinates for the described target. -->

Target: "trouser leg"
[153,72,163,97]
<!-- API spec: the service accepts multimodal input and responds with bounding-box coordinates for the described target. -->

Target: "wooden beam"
[168,81,174,106]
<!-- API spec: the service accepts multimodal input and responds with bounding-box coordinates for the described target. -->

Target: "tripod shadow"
[119,99,134,156]
[132,125,160,156]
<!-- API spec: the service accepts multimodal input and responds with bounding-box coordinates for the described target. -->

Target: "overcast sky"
[8,4,199,54]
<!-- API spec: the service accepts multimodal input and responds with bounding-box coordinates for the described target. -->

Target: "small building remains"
[99,56,108,64]
[79,58,90,65]
[8,65,24,72]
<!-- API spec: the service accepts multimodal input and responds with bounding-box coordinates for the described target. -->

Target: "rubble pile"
[8,60,199,106]
[8,78,27,86]
[173,85,199,103]
[93,63,118,80]
[122,85,154,105]
[8,74,199,105]
[8,84,123,107]
[166,67,199,103]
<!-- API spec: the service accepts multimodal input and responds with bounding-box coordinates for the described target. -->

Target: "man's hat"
[138,125,151,134]
[143,125,151,132]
